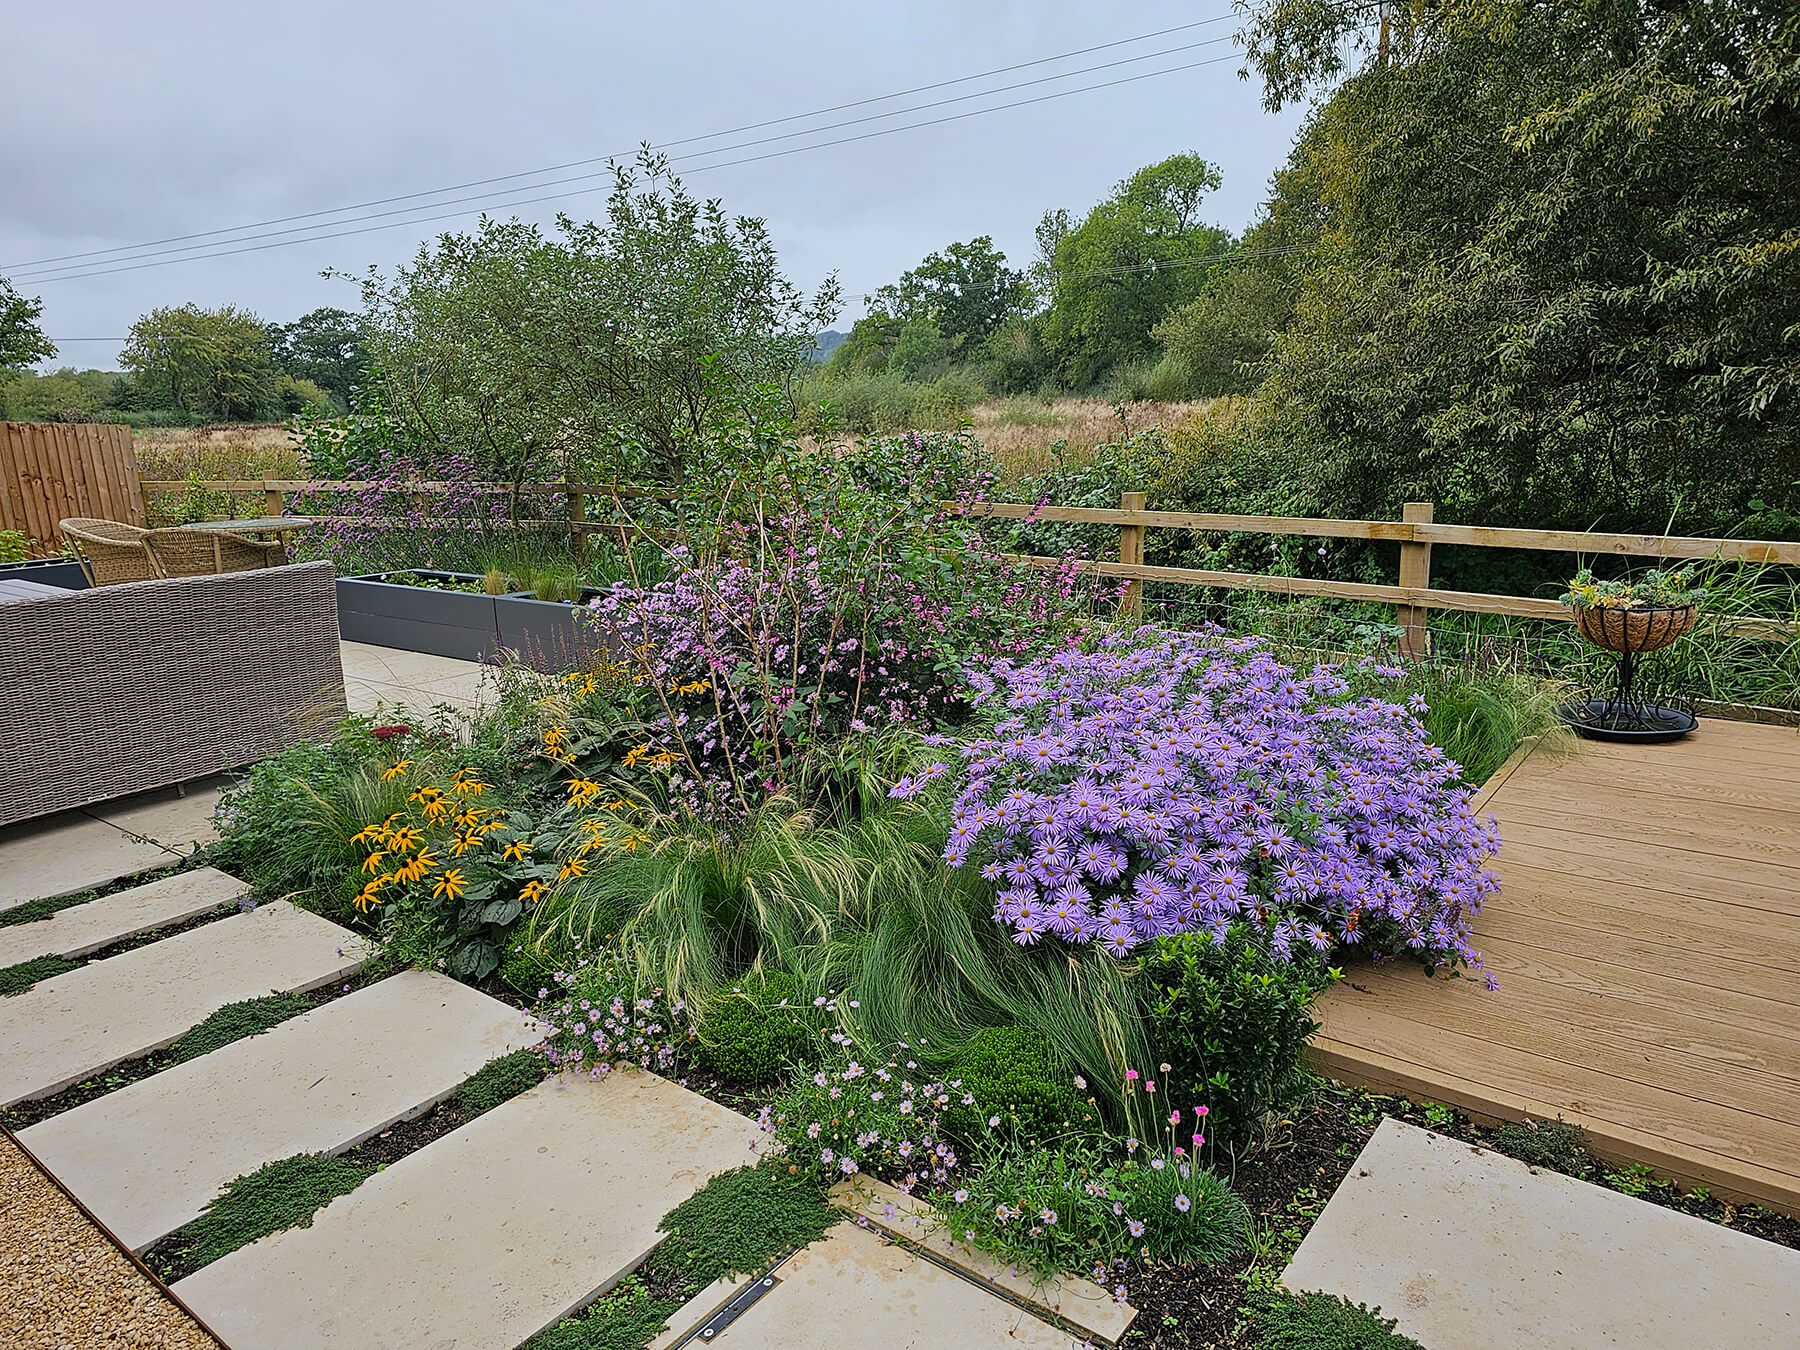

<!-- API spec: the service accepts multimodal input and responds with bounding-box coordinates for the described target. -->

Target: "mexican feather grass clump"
[521,780,1153,1108]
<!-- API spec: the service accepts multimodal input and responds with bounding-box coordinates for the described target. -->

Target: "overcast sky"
[3,1,1304,370]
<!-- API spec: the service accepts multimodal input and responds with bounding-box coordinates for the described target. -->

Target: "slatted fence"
[0,422,144,548]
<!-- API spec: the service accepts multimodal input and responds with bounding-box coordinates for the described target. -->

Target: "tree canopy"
[0,277,55,373]
[269,307,368,411]
[360,150,839,486]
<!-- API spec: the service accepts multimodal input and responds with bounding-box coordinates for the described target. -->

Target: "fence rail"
[134,476,1797,648]
[956,496,1797,648]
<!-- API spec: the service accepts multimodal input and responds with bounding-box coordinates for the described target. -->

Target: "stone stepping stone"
[20,971,546,1253]
[173,1069,763,1349]
[710,1220,1086,1350]
[1283,1118,1800,1349]
[0,901,370,1108]
[0,867,247,970]
[0,811,181,912]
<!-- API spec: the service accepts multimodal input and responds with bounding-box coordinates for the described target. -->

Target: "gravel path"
[1,1131,220,1350]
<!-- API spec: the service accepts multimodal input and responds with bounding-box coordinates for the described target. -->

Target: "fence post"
[262,474,282,520]
[1119,490,1147,621]
[567,484,588,561]
[1397,500,1434,659]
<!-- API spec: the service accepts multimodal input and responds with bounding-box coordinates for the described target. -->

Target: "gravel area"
[1,1131,221,1350]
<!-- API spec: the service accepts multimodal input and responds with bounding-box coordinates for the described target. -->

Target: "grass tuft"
[162,994,313,1065]
[454,1049,547,1118]
[171,1153,376,1270]
[0,954,81,996]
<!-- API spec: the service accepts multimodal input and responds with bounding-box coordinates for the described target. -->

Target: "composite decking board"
[1314,718,1800,1216]
[1486,859,1800,938]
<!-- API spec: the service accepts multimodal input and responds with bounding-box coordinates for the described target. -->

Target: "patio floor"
[1310,716,1800,1215]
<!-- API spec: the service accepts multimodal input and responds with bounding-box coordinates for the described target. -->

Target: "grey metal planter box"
[497,590,607,673]
[0,557,89,590]
[337,572,499,662]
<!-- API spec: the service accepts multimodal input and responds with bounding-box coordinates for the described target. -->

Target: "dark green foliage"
[1,275,56,371]
[0,890,96,928]
[657,1164,838,1289]
[454,1049,546,1118]
[0,954,79,996]
[944,1025,1087,1143]
[694,971,826,1083]
[524,1283,678,1350]
[1257,1291,1424,1349]
[162,994,312,1065]
[500,940,559,998]
[1142,925,1335,1142]
[173,1153,375,1270]
[1490,1117,1591,1178]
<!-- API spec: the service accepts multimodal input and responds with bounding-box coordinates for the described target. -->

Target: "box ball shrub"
[945,1024,1088,1144]
[1143,924,1336,1142]
[694,971,827,1083]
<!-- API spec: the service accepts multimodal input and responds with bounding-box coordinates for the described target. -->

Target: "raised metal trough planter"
[337,572,607,672]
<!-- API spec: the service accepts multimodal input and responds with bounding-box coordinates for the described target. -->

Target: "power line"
[3,15,1238,275]
[23,52,1244,286]
[10,34,1236,285]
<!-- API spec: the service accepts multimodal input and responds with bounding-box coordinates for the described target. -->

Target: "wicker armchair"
[60,518,158,586]
[146,526,285,577]
[0,561,347,827]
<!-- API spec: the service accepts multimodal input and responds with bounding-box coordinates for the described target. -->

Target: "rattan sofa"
[0,561,347,827]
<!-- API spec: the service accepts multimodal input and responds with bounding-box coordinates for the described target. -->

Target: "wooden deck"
[1311,716,1800,1215]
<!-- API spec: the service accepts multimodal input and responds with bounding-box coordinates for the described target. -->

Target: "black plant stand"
[1563,646,1698,743]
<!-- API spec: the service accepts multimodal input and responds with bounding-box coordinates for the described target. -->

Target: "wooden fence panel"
[0,422,144,546]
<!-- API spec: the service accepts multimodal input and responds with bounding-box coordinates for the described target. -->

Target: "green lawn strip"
[0,953,81,996]
[168,1153,377,1270]
[525,1164,839,1349]
[1255,1289,1425,1349]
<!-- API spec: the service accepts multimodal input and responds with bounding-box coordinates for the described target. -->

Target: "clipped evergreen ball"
[945,1024,1087,1144]
[694,971,826,1084]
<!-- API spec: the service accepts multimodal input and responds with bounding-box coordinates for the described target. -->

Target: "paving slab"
[0,810,181,911]
[21,971,548,1252]
[718,1220,1085,1350]
[831,1176,1135,1344]
[0,868,248,970]
[0,901,371,1107]
[173,1069,763,1349]
[81,782,224,854]
[1283,1118,1800,1350]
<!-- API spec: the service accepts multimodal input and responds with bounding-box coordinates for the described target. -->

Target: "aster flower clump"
[895,627,1500,970]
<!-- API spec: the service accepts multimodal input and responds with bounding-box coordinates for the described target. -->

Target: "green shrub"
[163,994,312,1065]
[694,971,827,1083]
[171,1153,375,1270]
[944,1025,1088,1144]
[1142,925,1336,1143]
[454,1049,547,1118]
[1489,1117,1591,1177]
[1256,1291,1423,1349]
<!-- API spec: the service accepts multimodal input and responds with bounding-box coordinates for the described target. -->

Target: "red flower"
[371,725,411,741]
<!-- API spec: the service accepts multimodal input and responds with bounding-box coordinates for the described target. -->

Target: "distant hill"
[811,330,847,364]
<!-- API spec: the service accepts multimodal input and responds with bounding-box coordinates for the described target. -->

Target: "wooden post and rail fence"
[4,422,1794,647]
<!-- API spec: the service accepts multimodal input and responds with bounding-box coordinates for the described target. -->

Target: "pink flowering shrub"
[894,627,1500,970]
[588,493,1108,815]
